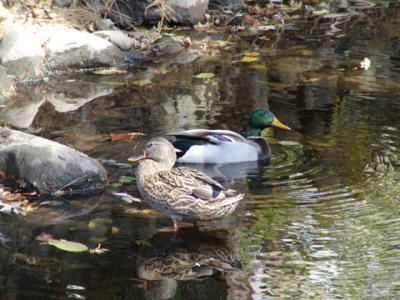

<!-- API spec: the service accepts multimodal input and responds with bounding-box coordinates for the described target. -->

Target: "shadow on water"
[2,2,400,299]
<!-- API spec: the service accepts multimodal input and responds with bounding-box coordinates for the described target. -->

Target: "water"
[2,3,400,299]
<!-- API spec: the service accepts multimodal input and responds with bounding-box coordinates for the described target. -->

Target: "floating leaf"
[135,240,152,246]
[243,51,260,57]
[195,72,215,79]
[241,56,258,63]
[111,226,120,234]
[110,132,144,141]
[47,239,88,252]
[141,209,161,216]
[132,78,152,86]
[93,67,127,75]
[88,218,113,229]
[250,64,268,70]
[103,81,126,86]
[118,176,136,184]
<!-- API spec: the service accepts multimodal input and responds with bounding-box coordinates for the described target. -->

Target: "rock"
[44,25,128,69]
[93,30,138,51]
[52,0,74,7]
[0,25,46,78]
[104,0,208,27]
[150,35,197,64]
[0,24,143,79]
[0,66,15,102]
[209,0,244,10]
[0,128,108,195]
[161,0,208,25]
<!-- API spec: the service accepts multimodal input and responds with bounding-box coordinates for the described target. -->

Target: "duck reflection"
[134,230,244,300]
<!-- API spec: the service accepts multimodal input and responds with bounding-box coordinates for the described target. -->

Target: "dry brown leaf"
[110,132,145,141]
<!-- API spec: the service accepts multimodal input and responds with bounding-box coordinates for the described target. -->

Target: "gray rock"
[94,30,138,51]
[0,24,142,79]
[44,25,127,69]
[0,25,46,77]
[0,66,15,102]
[104,0,208,27]
[52,0,73,7]
[164,0,208,24]
[0,128,108,195]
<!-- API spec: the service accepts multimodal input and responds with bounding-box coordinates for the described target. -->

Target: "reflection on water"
[2,4,400,299]
[135,230,247,300]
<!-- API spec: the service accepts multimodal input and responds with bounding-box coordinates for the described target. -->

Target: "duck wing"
[164,167,224,200]
[166,129,248,144]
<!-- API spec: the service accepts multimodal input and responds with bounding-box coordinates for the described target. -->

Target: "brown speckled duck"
[128,137,244,232]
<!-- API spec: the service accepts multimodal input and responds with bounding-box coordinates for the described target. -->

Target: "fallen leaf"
[243,51,260,57]
[241,56,258,63]
[141,209,161,216]
[250,64,268,70]
[47,239,88,252]
[135,240,152,246]
[118,176,136,184]
[110,132,145,141]
[132,78,152,86]
[195,72,215,79]
[93,67,127,75]
[88,218,113,229]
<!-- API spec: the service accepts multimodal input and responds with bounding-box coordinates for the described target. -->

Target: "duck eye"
[147,142,153,148]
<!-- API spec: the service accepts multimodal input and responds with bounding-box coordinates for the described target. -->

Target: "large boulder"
[0,128,108,195]
[0,24,46,78]
[0,24,143,79]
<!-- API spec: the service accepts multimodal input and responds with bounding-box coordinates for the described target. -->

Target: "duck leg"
[173,220,179,233]
[193,221,199,231]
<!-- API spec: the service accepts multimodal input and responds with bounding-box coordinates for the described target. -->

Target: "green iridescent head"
[245,109,291,137]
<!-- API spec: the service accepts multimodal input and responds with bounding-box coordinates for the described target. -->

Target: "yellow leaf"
[141,209,161,216]
[241,56,258,63]
[88,218,113,229]
[93,67,127,75]
[195,72,215,79]
[135,240,152,246]
[111,226,120,234]
[243,51,260,57]
[250,64,268,70]
[132,78,152,86]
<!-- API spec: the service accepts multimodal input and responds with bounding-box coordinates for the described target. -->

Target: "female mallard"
[166,109,291,164]
[128,137,244,232]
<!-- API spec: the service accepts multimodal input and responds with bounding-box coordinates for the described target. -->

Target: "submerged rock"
[0,128,108,195]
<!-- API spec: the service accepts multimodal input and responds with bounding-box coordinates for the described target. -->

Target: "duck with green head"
[166,109,291,164]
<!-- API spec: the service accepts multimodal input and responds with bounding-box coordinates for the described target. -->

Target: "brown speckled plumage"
[132,137,244,228]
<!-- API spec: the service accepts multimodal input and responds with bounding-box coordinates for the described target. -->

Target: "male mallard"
[128,137,244,232]
[166,109,291,164]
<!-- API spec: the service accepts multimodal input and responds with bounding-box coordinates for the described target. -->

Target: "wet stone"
[0,128,108,195]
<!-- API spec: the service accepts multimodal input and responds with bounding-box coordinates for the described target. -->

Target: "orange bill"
[127,150,147,162]
[271,117,291,130]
